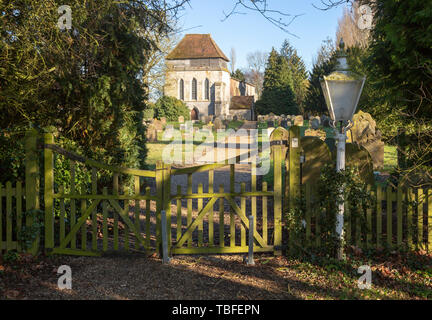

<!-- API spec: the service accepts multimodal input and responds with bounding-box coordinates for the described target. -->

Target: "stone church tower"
[164,34,256,120]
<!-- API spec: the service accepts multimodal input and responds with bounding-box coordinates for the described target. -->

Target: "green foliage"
[143,103,155,120]
[280,40,309,114]
[304,39,338,115]
[0,130,26,184]
[154,96,191,121]
[365,0,432,173]
[17,209,44,251]
[231,69,246,82]
[256,48,297,115]
[285,164,374,258]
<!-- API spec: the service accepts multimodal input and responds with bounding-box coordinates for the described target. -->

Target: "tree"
[244,50,268,98]
[153,96,191,121]
[335,1,371,49]
[365,0,432,179]
[0,0,187,171]
[280,40,309,114]
[256,48,297,115]
[231,69,246,82]
[304,38,338,115]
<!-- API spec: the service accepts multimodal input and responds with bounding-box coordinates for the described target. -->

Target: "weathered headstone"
[280,120,288,128]
[294,115,304,126]
[304,128,326,141]
[146,124,158,142]
[160,117,167,126]
[267,120,275,128]
[301,137,332,184]
[178,116,184,123]
[310,117,320,130]
[214,117,223,130]
[348,111,384,170]
[151,119,163,131]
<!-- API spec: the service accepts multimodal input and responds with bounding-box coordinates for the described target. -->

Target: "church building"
[164,34,256,121]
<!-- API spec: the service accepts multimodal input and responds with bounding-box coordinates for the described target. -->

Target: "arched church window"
[192,78,197,100]
[205,79,210,100]
[179,79,184,100]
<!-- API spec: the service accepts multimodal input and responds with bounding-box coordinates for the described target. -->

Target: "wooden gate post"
[24,129,40,255]
[163,163,172,254]
[288,126,301,211]
[155,161,164,254]
[44,132,55,251]
[270,127,287,256]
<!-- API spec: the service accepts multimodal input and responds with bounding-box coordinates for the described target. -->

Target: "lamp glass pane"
[323,80,364,121]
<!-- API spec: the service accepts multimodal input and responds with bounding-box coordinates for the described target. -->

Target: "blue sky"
[177,0,346,72]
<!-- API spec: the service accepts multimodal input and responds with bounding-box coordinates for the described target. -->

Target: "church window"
[205,78,210,100]
[179,79,184,100]
[192,78,197,100]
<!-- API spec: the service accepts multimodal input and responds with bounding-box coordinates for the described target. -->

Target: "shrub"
[154,96,191,121]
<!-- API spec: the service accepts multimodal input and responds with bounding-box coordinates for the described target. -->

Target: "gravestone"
[146,124,158,142]
[233,115,238,121]
[301,137,332,185]
[304,128,326,141]
[160,117,167,126]
[178,116,184,123]
[151,119,163,131]
[280,120,288,128]
[294,115,304,126]
[348,111,384,170]
[214,117,223,130]
[310,117,320,130]
[321,115,331,127]
[267,120,275,128]
[345,143,375,184]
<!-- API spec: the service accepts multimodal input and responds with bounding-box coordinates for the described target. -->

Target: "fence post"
[288,126,301,254]
[163,163,172,255]
[270,127,286,256]
[247,215,255,265]
[161,210,171,264]
[155,161,164,255]
[44,132,55,251]
[24,129,40,255]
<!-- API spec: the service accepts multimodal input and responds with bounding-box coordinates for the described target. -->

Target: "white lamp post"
[320,39,366,260]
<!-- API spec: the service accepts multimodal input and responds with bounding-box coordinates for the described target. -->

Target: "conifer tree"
[256,48,297,115]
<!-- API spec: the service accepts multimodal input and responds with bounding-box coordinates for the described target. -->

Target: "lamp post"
[320,39,366,260]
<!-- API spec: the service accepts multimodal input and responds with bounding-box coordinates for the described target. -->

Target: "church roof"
[166,34,230,62]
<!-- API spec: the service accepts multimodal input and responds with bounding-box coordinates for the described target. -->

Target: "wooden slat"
[44,133,55,250]
[418,188,424,249]
[92,168,98,251]
[176,185,182,242]
[377,185,383,248]
[366,185,373,248]
[397,186,403,247]
[145,187,151,249]
[273,136,283,255]
[59,186,66,244]
[16,182,22,252]
[208,170,214,247]
[70,162,76,249]
[113,173,119,251]
[240,183,246,247]
[230,164,235,247]
[198,183,203,247]
[102,188,108,252]
[187,173,192,248]
[124,185,129,251]
[6,181,13,251]
[251,165,257,244]
[387,186,393,248]
[0,184,2,249]
[407,188,413,249]
[428,189,432,253]
[80,191,87,251]
[305,183,311,243]
[219,185,225,248]
[262,182,268,244]
[134,176,140,250]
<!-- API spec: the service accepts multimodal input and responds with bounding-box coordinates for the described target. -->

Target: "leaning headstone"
[304,128,326,141]
[280,120,288,128]
[294,115,304,126]
[310,117,320,130]
[345,143,375,184]
[348,111,384,170]
[146,124,158,142]
[233,115,238,121]
[267,120,274,128]
[178,116,184,123]
[214,118,223,130]
[321,115,331,127]
[151,119,163,131]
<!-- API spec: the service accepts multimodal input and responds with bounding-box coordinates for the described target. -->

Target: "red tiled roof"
[230,96,254,110]
[166,34,229,61]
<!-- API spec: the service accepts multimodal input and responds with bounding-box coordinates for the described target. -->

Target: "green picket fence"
[302,183,432,252]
